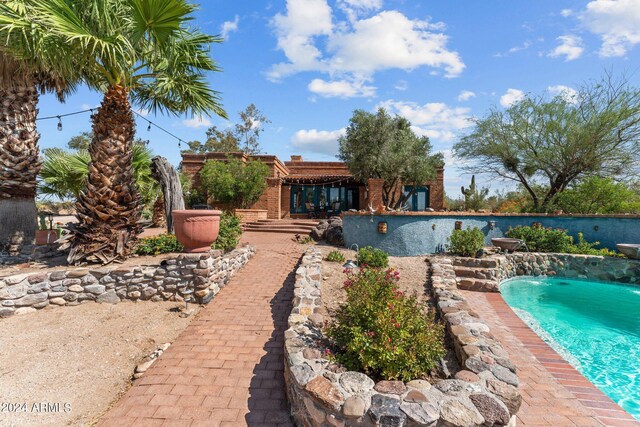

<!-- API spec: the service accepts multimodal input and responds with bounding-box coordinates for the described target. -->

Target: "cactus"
[461,175,489,211]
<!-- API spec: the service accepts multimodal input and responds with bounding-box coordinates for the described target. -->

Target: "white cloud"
[580,0,640,57]
[308,78,376,98]
[268,0,333,81]
[500,88,525,107]
[394,80,408,91]
[337,0,383,21]
[547,85,579,103]
[291,128,346,155]
[327,11,464,78]
[377,100,472,142]
[548,35,584,61]
[221,15,239,40]
[560,8,573,17]
[182,116,212,128]
[268,2,465,96]
[494,40,532,57]
[457,90,476,102]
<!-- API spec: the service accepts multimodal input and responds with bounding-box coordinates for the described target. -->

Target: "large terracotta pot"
[172,210,222,253]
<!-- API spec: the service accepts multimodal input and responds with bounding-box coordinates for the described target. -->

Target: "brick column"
[265,178,282,219]
[367,178,385,209]
[281,185,291,218]
[429,169,444,210]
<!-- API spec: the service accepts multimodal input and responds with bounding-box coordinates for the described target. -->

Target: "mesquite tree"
[454,74,640,212]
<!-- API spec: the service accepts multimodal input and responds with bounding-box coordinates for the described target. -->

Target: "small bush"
[567,233,621,257]
[327,267,445,381]
[357,246,389,268]
[325,250,345,263]
[448,227,485,257]
[212,212,242,252]
[506,226,619,256]
[506,225,572,253]
[298,236,314,244]
[135,234,183,255]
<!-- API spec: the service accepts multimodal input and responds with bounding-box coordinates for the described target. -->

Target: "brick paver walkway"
[461,290,640,427]
[99,232,305,427]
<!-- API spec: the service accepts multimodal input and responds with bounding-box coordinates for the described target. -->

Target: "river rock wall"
[0,245,255,318]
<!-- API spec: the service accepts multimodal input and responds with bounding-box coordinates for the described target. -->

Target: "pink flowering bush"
[326,267,445,381]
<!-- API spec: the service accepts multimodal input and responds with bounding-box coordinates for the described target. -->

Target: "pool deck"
[461,290,640,427]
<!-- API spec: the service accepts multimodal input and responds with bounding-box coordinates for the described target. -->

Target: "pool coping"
[484,292,640,427]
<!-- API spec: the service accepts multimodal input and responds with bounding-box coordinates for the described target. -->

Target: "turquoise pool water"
[500,277,640,420]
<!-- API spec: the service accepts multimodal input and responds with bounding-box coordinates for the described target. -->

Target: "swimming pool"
[500,277,640,420]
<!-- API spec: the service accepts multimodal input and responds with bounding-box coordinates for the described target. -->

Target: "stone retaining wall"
[283,248,521,427]
[0,245,255,318]
[452,252,640,293]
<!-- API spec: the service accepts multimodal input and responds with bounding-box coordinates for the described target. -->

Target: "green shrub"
[326,267,445,381]
[357,246,389,268]
[212,212,242,252]
[448,227,485,257]
[567,233,621,257]
[325,250,345,263]
[135,234,183,255]
[506,226,620,256]
[506,225,573,253]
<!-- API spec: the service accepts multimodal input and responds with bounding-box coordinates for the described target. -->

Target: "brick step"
[246,222,316,229]
[243,224,316,232]
[453,257,499,269]
[453,266,498,280]
[257,219,319,225]
[242,226,313,235]
[457,277,499,292]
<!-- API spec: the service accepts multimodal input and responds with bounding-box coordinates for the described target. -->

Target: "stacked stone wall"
[0,245,255,318]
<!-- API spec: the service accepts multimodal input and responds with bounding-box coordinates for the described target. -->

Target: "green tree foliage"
[338,108,444,209]
[211,212,242,252]
[461,175,489,211]
[553,176,640,214]
[183,104,270,155]
[67,132,92,150]
[199,158,269,209]
[39,143,158,204]
[454,74,640,211]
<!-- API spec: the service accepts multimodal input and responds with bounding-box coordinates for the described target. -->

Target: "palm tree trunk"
[0,82,41,255]
[65,85,142,264]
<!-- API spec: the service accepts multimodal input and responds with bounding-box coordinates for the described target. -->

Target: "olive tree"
[199,158,269,209]
[338,108,444,209]
[454,75,640,211]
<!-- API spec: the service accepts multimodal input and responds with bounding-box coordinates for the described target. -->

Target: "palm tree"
[21,0,225,264]
[0,2,77,254]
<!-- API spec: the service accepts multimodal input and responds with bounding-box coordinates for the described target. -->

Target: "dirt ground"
[316,244,430,315]
[0,301,198,426]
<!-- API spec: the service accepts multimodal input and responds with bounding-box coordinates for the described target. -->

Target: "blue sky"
[36,0,640,196]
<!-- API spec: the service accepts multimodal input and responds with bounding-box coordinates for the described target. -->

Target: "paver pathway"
[99,232,305,427]
[461,290,640,427]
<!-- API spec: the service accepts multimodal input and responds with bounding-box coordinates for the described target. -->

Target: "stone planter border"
[0,245,255,318]
[284,248,521,427]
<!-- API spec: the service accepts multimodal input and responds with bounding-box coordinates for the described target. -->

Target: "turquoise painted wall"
[342,214,640,256]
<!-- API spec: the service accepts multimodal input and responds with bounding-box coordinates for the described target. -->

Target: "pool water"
[500,277,640,420]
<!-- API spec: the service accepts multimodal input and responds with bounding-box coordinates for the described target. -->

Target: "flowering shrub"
[326,267,445,381]
[135,234,183,255]
[357,246,389,268]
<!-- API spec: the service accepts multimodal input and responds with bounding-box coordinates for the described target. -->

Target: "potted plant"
[172,210,222,252]
[35,212,59,245]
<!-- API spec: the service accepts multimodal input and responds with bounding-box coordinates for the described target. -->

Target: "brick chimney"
[290,155,303,162]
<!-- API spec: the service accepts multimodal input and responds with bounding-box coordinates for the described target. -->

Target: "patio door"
[403,186,430,211]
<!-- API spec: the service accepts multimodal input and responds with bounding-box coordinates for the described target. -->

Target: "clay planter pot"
[172,210,222,253]
[35,230,59,245]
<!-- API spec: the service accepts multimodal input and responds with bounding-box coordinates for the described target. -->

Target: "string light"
[35,107,192,150]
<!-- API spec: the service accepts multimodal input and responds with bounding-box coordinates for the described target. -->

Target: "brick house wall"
[180,153,445,219]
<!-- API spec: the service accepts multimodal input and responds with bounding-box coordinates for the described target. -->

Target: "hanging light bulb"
[147,121,151,131]
[178,140,182,148]
[57,116,63,131]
